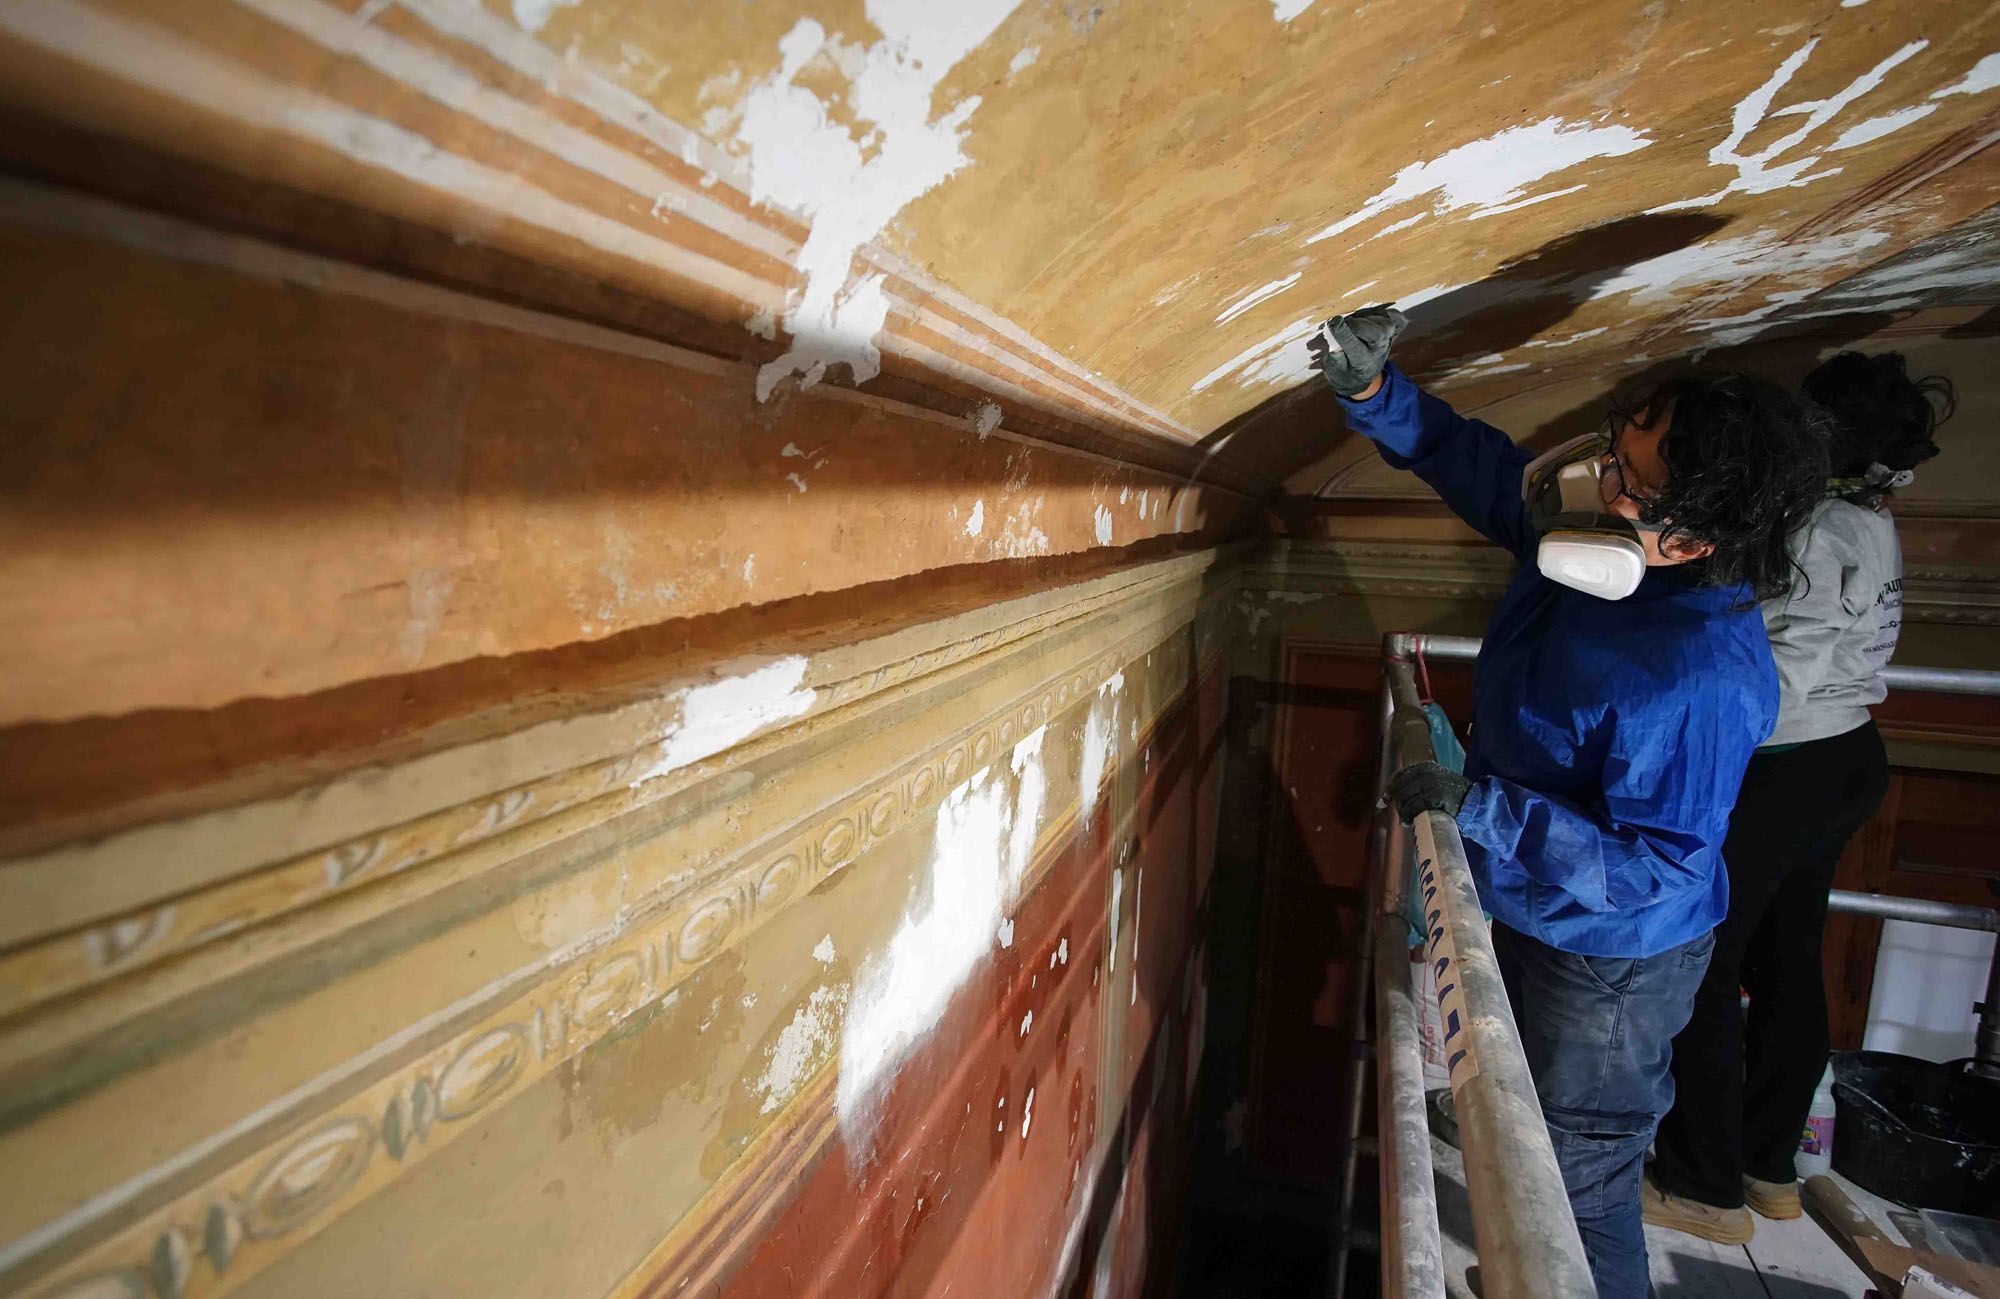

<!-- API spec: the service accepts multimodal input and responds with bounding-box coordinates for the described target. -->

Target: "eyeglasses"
[1600,408,1667,528]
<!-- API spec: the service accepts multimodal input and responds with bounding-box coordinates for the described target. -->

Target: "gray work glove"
[1387,760,1470,823]
[1307,304,1408,397]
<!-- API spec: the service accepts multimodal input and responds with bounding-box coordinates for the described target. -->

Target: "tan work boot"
[1640,1170,1755,1244]
[1742,1175,1802,1220]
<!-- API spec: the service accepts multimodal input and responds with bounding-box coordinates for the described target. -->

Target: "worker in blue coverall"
[1311,306,1827,1298]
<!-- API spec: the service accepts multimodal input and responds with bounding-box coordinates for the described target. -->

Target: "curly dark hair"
[1608,372,1830,603]
[1803,350,1953,505]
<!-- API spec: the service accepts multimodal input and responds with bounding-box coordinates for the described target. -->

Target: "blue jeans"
[1491,922,1715,1299]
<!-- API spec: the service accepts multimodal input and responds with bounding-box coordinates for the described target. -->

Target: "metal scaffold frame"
[1331,631,2000,1299]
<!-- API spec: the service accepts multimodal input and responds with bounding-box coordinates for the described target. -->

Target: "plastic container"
[1830,1050,2000,1213]
[1797,1061,1837,1178]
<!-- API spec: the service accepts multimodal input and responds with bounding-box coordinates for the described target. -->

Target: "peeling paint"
[786,472,809,493]
[1020,1010,1033,1037]
[1587,229,1890,310]
[813,935,837,964]
[1270,0,1319,19]
[1190,314,1320,395]
[758,983,848,1115]
[1215,272,1302,324]
[1092,504,1113,545]
[1009,44,1039,74]
[1305,117,1647,246]
[970,401,1004,438]
[837,724,1047,1154]
[1108,866,1123,974]
[1650,39,1928,211]
[510,0,577,35]
[966,498,986,537]
[737,2,1025,399]
[1079,672,1122,826]
[1933,52,2000,99]
[1021,1086,1035,1138]
[630,656,817,786]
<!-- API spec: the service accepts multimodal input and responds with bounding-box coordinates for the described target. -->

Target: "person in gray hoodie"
[1645,350,1954,1241]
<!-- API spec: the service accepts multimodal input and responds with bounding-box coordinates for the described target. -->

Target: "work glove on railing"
[1307,304,1408,397]
[1387,760,1470,824]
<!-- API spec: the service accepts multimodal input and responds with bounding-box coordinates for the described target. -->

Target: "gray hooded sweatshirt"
[1761,497,1903,747]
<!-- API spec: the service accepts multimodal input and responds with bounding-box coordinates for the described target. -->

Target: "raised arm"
[1336,363,1538,561]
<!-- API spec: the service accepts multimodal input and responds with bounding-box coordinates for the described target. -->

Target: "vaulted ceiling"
[8,0,1995,485]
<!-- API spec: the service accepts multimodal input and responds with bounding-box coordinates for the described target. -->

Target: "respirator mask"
[1521,433,1663,600]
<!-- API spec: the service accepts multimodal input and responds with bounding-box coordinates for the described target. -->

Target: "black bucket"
[1830,1050,2000,1214]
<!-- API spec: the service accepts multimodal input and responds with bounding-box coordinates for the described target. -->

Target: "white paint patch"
[1933,52,2000,99]
[1305,117,1647,246]
[1093,504,1114,545]
[1021,1085,1035,1138]
[1397,282,1469,311]
[970,401,1003,438]
[1650,40,1928,211]
[1189,315,1320,394]
[631,656,817,786]
[1522,326,1609,349]
[742,554,757,583]
[1841,0,1870,6]
[1080,672,1122,826]
[1020,1010,1033,1036]
[739,3,1025,399]
[1466,182,1587,221]
[837,724,1047,1153]
[746,307,779,340]
[1215,272,1302,324]
[1108,867,1124,973]
[814,935,837,964]
[758,983,848,1114]
[1129,871,1142,1005]
[786,472,809,493]
[965,498,986,537]
[1009,44,1039,74]
[510,0,577,34]
[1341,278,1381,300]
[997,500,1051,558]
[1587,229,1891,307]
[1053,937,1068,968]
[998,916,1015,948]
[1270,0,1319,20]
[1829,103,1940,151]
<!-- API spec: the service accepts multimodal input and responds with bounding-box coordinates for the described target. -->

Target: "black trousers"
[1652,720,1889,1207]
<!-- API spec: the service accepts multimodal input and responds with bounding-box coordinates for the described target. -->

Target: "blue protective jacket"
[1341,364,1778,958]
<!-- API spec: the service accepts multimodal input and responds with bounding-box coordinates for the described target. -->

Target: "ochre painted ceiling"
[510,0,2000,424]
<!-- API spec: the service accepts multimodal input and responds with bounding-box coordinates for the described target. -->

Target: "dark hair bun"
[1802,351,1954,476]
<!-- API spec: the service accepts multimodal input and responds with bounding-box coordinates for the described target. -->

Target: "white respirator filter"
[1535,532,1647,600]
[1522,434,1650,600]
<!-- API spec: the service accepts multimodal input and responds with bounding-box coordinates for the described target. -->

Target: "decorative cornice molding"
[0,550,1240,1028]
[4,578,1229,1299]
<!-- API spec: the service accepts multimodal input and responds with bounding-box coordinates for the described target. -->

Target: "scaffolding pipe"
[1374,816,1445,1299]
[1400,631,2000,700]
[1827,890,2000,932]
[1346,631,2000,1285]
[1382,640,1595,1299]
[1826,889,2000,1076]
